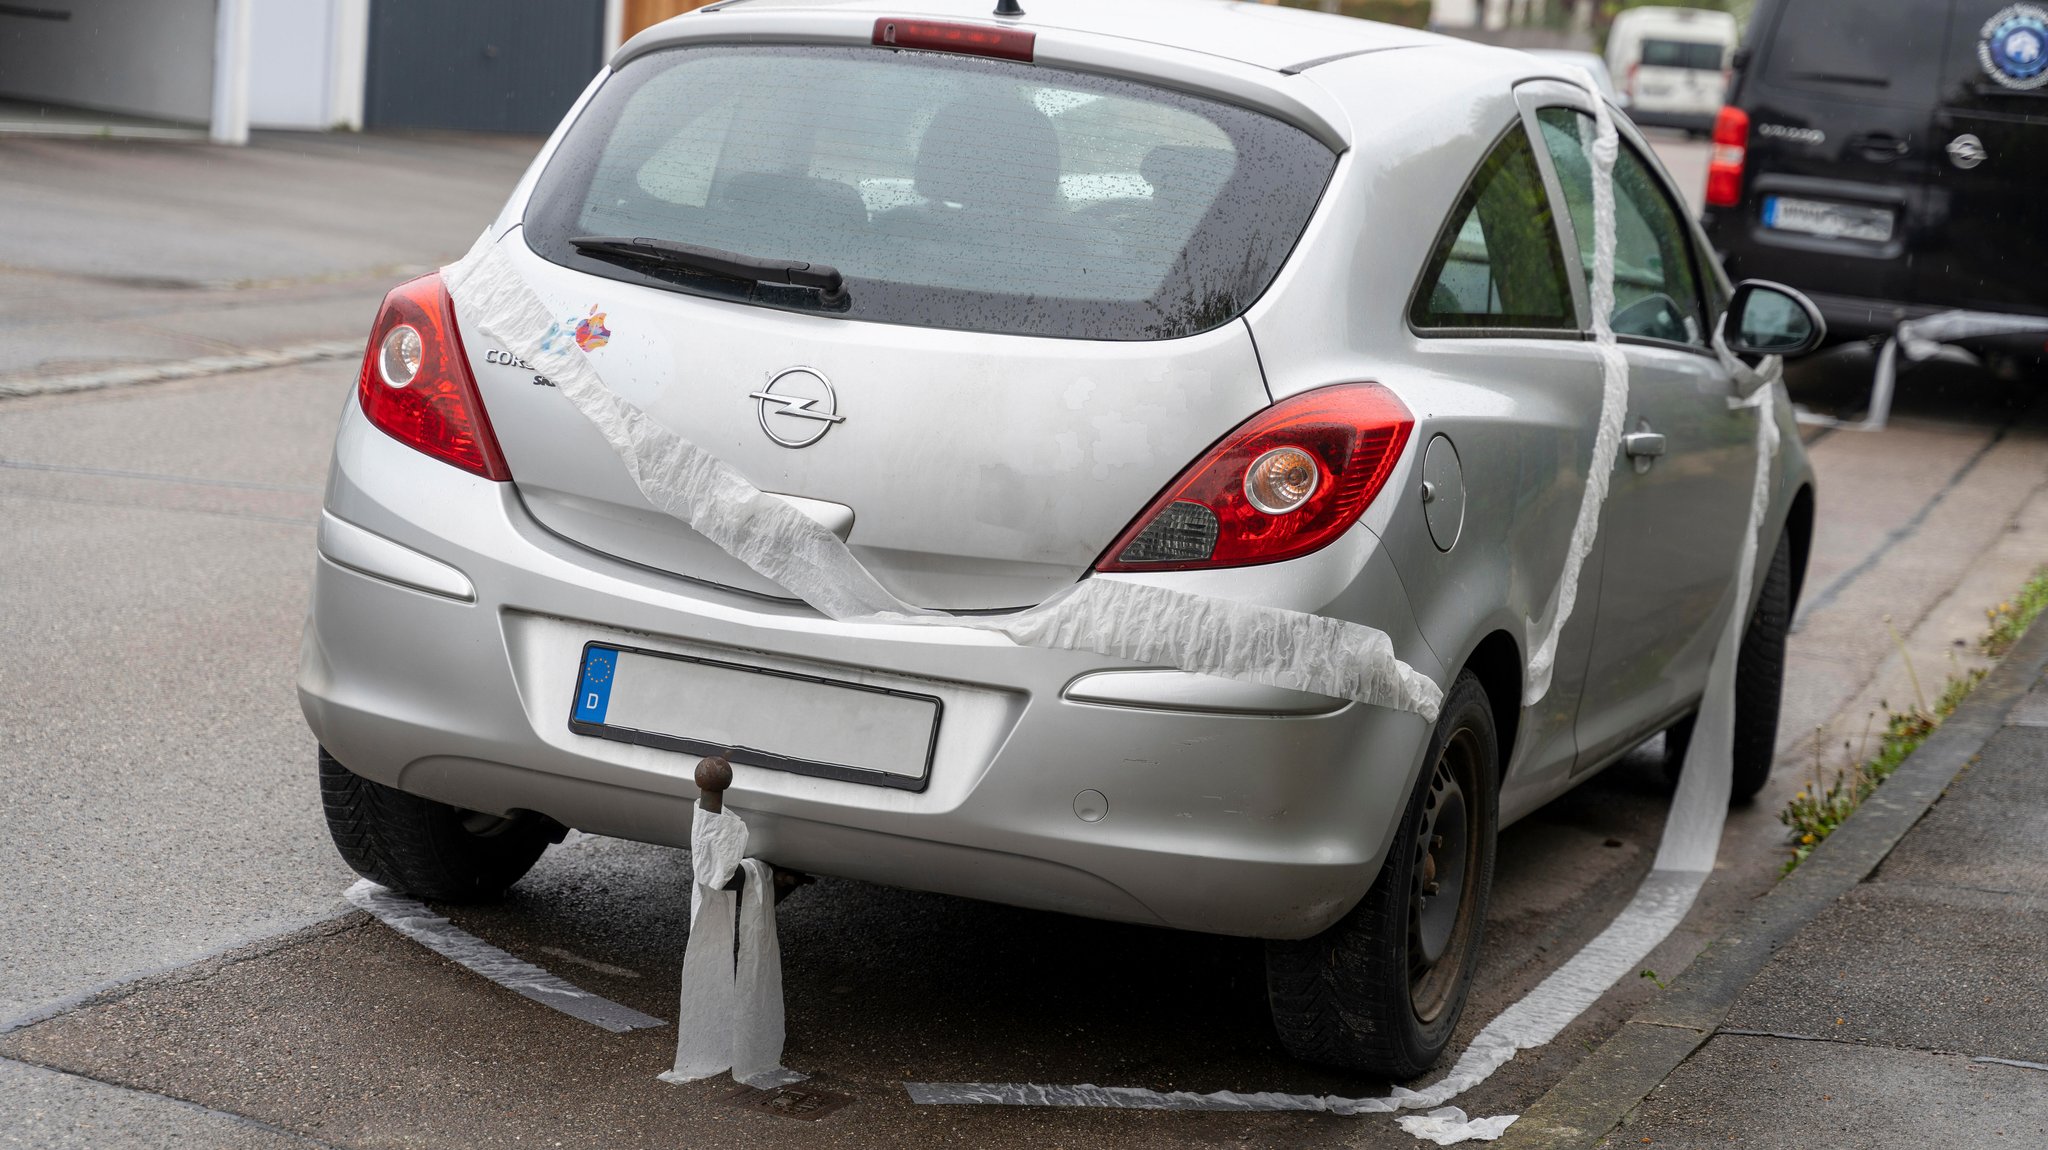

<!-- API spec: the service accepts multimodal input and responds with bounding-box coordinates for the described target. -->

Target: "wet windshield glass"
[524,44,1336,340]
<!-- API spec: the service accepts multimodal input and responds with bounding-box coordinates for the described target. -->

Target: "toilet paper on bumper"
[660,803,801,1090]
[441,232,1443,722]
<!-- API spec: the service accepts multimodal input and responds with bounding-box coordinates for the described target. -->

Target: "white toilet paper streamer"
[435,71,1769,1142]
[441,233,1441,722]
[906,385,1781,1141]
[1523,82,1626,708]
[657,804,806,1089]
[906,80,1787,1144]
[1855,309,2048,433]
[442,233,1441,716]
[345,879,665,1033]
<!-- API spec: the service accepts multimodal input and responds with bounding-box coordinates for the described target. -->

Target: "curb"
[1498,610,2048,1148]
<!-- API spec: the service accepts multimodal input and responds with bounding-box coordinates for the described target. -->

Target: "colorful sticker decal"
[1980,4,2048,90]
[542,305,612,355]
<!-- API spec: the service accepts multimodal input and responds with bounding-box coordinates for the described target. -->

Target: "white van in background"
[1606,6,1739,134]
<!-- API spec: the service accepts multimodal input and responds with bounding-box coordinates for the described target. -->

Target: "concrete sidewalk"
[1507,614,2048,1147]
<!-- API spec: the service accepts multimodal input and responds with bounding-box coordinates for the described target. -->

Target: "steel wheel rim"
[1410,726,1482,1024]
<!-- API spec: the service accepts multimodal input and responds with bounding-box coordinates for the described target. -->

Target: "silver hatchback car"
[302,0,1819,1077]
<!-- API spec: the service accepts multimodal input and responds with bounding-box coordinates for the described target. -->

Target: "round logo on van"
[1979,4,2048,89]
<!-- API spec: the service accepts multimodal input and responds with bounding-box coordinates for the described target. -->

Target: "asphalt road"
[2,130,2043,1148]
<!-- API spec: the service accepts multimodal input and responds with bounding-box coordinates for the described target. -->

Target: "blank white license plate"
[1762,196,1895,243]
[569,644,941,790]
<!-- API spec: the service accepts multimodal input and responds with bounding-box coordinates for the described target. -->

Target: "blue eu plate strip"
[574,647,618,724]
[1761,196,1780,228]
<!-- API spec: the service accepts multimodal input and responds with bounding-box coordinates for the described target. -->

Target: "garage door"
[364,0,605,134]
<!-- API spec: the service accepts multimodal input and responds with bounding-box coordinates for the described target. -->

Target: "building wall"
[248,0,369,129]
[249,0,333,128]
[0,0,217,123]
[363,0,604,133]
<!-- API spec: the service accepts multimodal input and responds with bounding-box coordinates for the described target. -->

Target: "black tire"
[1265,671,1500,1079]
[1663,527,1794,802]
[319,747,556,902]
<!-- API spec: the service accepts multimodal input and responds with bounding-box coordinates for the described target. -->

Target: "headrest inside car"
[914,97,1060,211]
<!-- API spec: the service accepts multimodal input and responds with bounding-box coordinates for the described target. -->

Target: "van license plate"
[569,644,941,790]
[1762,196,1894,243]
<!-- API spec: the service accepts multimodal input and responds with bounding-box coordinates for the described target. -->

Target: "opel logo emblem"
[750,367,845,449]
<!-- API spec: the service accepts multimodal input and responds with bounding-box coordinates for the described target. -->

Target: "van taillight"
[356,273,510,481]
[1096,384,1413,572]
[1706,105,1748,208]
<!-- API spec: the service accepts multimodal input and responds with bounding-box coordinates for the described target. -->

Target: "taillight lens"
[356,272,510,481]
[1096,383,1413,572]
[1706,105,1749,209]
[872,17,1035,62]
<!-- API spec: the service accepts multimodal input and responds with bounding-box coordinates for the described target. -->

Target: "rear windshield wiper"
[570,235,847,304]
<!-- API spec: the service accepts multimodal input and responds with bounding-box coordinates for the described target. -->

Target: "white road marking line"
[0,339,361,399]
[345,880,664,1034]
[1975,1056,2048,1073]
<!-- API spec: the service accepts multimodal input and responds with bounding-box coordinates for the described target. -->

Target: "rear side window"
[1537,108,1707,347]
[1641,38,1726,70]
[525,45,1337,341]
[1410,125,1576,332]
[1762,0,1942,107]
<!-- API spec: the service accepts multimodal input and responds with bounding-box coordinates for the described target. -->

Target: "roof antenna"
[994,0,1024,16]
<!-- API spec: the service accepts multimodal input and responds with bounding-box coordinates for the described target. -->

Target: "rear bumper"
[300,400,1447,939]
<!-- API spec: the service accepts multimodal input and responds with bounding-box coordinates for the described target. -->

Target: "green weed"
[1778,672,1980,874]
[1776,569,2048,874]
[1981,567,2048,657]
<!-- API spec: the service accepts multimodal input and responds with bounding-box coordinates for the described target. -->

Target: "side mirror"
[1720,280,1826,358]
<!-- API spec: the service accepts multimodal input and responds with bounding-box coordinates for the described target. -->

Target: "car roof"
[682,0,1449,72]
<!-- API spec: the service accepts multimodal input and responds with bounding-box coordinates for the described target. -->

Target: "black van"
[1701,0,2048,357]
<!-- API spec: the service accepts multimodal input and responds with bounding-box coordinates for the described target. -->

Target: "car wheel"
[319,747,558,902]
[1662,526,1794,802]
[1265,670,1499,1079]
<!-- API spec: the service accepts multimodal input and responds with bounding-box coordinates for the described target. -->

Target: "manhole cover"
[725,1083,854,1121]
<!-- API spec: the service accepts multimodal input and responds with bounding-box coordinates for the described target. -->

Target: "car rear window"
[1762,0,1942,106]
[524,44,1337,341]
[1641,38,1725,71]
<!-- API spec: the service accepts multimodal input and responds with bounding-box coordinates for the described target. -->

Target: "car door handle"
[1623,431,1667,458]
[1849,132,1911,163]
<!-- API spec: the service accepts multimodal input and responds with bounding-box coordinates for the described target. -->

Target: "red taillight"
[356,272,509,481]
[872,17,1034,62]
[1095,384,1413,573]
[1706,104,1749,209]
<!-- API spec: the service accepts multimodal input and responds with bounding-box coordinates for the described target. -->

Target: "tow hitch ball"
[696,754,814,904]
